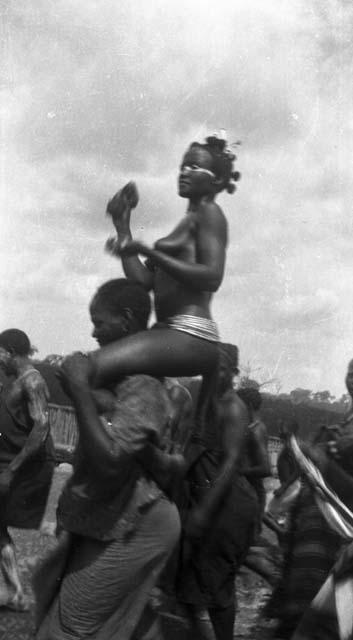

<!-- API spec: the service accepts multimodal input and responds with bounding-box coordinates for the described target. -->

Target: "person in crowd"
[290,434,353,640]
[34,279,184,640]
[174,342,258,640]
[90,133,240,388]
[0,329,54,611]
[276,420,300,486]
[236,386,271,532]
[267,362,353,639]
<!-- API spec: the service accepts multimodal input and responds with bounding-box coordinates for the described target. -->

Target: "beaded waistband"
[165,314,219,343]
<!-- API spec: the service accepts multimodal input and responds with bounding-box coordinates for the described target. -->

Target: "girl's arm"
[121,203,228,292]
[106,197,154,290]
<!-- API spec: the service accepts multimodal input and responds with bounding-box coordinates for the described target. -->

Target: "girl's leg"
[91,329,218,387]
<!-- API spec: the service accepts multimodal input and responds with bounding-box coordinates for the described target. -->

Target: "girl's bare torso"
[153,211,213,321]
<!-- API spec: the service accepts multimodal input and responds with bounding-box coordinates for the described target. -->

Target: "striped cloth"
[290,436,353,540]
[289,437,353,640]
[36,497,180,640]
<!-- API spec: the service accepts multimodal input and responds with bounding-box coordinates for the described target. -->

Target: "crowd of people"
[0,132,353,640]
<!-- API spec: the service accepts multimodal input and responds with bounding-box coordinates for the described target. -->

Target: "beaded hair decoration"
[203,129,241,194]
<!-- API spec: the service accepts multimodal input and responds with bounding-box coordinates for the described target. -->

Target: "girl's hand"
[118,239,151,257]
[107,195,131,233]
[106,182,138,232]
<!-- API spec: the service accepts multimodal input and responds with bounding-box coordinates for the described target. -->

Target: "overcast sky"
[1,0,353,396]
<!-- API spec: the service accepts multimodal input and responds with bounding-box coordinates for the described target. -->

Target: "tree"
[290,388,313,405]
[238,376,260,390]
[312,390,334,405]
[336,393,351,411]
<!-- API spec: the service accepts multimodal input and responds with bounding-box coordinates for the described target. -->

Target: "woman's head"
[0,329,33,373]
[90,278,151,347]
[237,387,262,412]
[0,329,32,357]
[178,134,240,200]
[217,342,239,389]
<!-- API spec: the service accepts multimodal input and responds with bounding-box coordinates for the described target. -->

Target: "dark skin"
[60,299,189,482]
[242,419,271,480]
[0,354,49,497]
[187,367,250,640]
[90,146,229,387]
[0,353,50,610]
[140,359,250,640]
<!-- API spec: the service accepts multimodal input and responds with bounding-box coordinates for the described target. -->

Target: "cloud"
[1,0,353,396]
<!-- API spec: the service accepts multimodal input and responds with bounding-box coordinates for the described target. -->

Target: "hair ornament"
[190,131,241,195]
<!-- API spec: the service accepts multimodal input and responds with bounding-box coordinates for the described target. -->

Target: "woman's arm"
[120,203,228,292]
[61,355,133,477]
[62,355,172,479]
[0,370,51,495]
[242,422,271,478]
[64,380,125,477]
[137,444,187,488]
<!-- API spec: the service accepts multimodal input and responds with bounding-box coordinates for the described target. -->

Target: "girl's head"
[178,134,240,200]
[217,342,239,390]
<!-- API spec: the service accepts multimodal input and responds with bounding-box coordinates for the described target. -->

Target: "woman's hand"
[327,435,353,461]
[118,239,151,258]
[60,353,92,393]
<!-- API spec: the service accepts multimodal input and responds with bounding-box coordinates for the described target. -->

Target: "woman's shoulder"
[195,200,228,235]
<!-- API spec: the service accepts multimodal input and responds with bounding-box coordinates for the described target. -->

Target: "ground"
[0,468,278,639]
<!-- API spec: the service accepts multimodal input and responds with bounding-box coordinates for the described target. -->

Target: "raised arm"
[120,202,228,292]
[106,195,153,290]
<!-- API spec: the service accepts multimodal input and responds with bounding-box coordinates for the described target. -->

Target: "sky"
[1,0,353,397]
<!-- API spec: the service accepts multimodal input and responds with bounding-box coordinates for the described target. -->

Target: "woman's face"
[90,300,129,347]
[178,146,216,199]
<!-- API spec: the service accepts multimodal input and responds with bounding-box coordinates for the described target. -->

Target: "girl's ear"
[213,176,223,191]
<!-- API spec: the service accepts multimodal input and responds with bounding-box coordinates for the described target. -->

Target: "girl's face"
[178,146,216,200]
